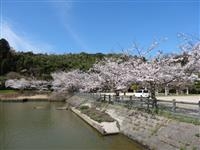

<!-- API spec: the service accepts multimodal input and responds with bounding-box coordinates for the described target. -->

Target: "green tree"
[0,38,13,75]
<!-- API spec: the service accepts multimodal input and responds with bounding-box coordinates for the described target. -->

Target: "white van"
[134,89,150,98]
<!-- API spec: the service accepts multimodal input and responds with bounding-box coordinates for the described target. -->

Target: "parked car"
[134,89,150,98]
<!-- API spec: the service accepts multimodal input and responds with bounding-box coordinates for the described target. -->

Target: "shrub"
[80,105,89,110]
[79,107,115,123]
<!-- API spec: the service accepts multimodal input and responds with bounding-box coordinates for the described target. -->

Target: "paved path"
[157,95,200,110]
[157,95,200,103]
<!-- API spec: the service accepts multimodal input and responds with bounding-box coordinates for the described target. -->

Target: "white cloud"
[64,24,89,50]
[1,21,54,54]
[52,1,89,51]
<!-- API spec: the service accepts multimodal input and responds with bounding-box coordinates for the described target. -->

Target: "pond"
[0,102,144,150]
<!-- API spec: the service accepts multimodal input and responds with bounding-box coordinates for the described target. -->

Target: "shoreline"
[1,93,199,149]
[0,94,49,102]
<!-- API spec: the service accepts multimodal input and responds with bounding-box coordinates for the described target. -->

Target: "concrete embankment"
[67,94,200,150]
[67,95,120,135]
[71,107,119,135]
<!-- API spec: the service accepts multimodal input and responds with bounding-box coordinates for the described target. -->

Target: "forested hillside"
[1,38,200,93]
[0,38,122,89]
[0,38,118,79]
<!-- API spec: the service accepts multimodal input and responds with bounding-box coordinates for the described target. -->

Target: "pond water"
[0,102,144,150]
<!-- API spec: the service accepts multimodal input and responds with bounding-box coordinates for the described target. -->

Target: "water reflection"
[0,102,144,150]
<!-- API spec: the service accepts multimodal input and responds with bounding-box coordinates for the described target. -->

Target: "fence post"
[172,99,176,113]
[118,95,120,102]
[108,95,111,104]
[140,97,143,108]
[111,95,114,104]
[198,101,200,116]
[130,96,132,101]
[103,94,106,102]
[115,95,119,102]
[147,98,149,111]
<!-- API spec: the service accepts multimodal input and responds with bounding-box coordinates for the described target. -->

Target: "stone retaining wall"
[67,95,200,150]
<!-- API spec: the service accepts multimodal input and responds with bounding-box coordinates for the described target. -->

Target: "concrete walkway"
[157,95,200,103]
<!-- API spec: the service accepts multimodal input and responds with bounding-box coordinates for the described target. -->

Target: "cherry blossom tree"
[51,69,106,93]
[89,39,200,109]
[80,72,104,92]
[50,40,199,102]
[50,36,200,111]
[5,78,30,90]
[51,70,86,92]
[90,57,138,94]
[5,78,50,91]
[125,40,200,108]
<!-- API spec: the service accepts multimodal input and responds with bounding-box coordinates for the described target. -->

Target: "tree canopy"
[0,38,118,80]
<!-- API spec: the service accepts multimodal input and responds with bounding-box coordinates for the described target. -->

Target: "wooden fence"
[85,93,200,117]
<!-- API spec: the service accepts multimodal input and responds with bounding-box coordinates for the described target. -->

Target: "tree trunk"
[176,89,179,95]
[165,86,169,96]
[115,90,119,96]
[186,87,189,95]
[149,82,158,112]
[155,89,159,95]
[114,90,119,102]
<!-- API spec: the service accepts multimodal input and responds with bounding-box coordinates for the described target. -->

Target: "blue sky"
[0,0,199,54]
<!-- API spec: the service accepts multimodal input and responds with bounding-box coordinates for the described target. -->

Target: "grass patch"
[151,124,161,136]
[195,133,200,137]
[123,105,200,125]
[158,110,200,125]
[192,146,197,150]
[78,106,115,123]
[179,146,187,150]
[0,90,18,94]
[80,105,89,110]
[0,90,20,99]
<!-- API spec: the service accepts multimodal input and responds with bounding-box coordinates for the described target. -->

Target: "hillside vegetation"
[0,38,119,86]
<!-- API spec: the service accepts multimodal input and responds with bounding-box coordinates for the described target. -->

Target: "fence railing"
[79,93,200,118]
[157,99,200,116]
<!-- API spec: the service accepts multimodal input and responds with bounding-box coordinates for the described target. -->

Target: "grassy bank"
[0,90,19,99]
[0,90,18,94]
[157,110,200,125]
[0,90,50,100]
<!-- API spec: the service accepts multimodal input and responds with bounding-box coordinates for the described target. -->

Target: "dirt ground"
[157,95,200,103]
